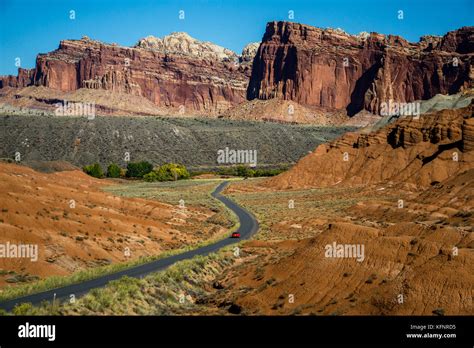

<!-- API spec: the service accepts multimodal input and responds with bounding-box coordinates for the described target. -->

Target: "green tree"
[107,163,121,178]
[126,161,153,178]
[150,163,190,182]
[83,163,104,178]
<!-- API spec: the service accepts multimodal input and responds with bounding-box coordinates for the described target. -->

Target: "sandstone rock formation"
[0,68,35,88]
[248,22,474,116]
[266,101,474,189]
[463,118,474,151]
[1,23,473,119]
[0,33,256,114]
[221,98,349,124]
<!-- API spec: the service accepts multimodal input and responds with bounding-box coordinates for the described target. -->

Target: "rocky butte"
[247,21,474,116]
[0,32,259,114]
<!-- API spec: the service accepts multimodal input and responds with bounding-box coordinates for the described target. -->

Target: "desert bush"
[206,211,233,227]
[109,276,142,301]
[106,163,121,178]
[126,161,153,178]
[83,163,104,178]
[12,302,36,315]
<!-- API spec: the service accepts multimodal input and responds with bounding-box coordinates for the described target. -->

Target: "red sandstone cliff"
[0,33,256,114]
[247,22,474,116]
[2,23,473,118]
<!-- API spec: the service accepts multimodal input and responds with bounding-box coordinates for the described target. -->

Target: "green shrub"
[143,171,159,182]
[106,163,121,178]
[126,161,153,178]
[216,167,237,176]
[236,165,255,178]
[253,168,286,177]
[83,163,104,178]
[153,166,171,181]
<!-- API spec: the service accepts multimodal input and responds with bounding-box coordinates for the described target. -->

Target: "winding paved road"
[0,181,258,311]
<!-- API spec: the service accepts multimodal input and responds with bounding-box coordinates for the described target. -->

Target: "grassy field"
[105,178,238,211]
[226,179,386,241]
[104,178,241,230]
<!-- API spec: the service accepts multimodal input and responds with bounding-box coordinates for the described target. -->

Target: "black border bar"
[0,316,472,346]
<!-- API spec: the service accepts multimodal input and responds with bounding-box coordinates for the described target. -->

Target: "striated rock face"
[248,21,474,115]
[385,111,466,149]
[462,118,474,151]
[0,33,255,114]
[0,68,35,88]
[2,23,472,117]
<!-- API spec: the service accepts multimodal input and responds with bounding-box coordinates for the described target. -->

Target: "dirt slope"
[223,220,473,315]
[0,163,225,286]
[212,168,474,315]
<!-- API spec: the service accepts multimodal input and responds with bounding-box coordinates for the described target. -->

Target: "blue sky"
[0,0,472,75]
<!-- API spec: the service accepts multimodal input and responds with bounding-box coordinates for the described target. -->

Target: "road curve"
[0,181,258,312]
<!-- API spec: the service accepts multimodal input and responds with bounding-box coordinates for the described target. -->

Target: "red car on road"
[231,232,241,238]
